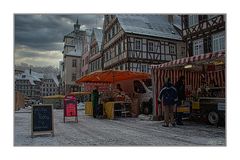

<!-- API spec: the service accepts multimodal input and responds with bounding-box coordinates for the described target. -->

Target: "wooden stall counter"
[103,101,131,120]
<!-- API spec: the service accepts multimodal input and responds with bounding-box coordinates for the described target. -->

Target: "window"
[142,64,147,72]
[170,44,176,54]
[108,32,111,41]
[181,47,186,56]
[165,45,169,54]
[121,41,124,52]
[115,45,117,56]
[161,44,165,54]
[72,73,76,81]
[135,39,141,50]
[120,64,123,70]
[189,15,198,27]
[212,32,225,52]
[208,15,217,19]
[118,43,121,55]
[72,59,77,67]
[148,41,154,52]
[134,80,146,93]
[112,26,115,36]
[193,38,204,55]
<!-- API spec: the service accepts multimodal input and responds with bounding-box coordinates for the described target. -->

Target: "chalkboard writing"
[31,104,54,136]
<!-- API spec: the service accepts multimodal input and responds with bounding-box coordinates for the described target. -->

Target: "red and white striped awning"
[151,52,225,69]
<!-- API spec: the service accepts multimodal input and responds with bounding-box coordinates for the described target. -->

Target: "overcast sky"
[14,14,104,68]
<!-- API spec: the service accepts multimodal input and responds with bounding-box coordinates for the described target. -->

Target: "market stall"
[151,52,225,124]
[75,70,151,119]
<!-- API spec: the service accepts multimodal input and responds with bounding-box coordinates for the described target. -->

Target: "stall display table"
[104,101,131,119]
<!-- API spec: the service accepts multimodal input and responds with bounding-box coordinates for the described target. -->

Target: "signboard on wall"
[31,104,54,137]
[64,95,78,123]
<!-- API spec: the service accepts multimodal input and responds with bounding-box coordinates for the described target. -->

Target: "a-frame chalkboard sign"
[31,104,54,137]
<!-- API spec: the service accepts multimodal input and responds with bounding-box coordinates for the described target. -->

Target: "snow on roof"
[15,73,41,85]
[92,28,103,50]
[24,70,44,79]
[44,74,59,86]
[116,14,182,40]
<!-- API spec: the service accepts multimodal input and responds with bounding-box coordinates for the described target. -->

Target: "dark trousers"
[176,112,183,123]
[176,101,183,124]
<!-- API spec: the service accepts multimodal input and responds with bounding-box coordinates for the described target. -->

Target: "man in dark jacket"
[158,78,178,127]
[175,76,186,125]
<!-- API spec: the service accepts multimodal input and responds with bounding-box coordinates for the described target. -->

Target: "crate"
[85,102,93,116]
[192,101,200,110]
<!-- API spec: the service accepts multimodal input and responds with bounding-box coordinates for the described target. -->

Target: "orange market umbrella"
[75,70,150,84]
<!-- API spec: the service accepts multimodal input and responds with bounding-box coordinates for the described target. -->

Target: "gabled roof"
[116,14,182,40]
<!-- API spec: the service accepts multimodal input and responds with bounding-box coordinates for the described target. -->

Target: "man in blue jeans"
[175,76,186,125]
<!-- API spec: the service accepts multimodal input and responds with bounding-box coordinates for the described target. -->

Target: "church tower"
[74,19,80,31]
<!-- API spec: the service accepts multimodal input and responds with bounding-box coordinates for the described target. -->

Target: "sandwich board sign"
[64,95,78,123]
[31,104,54,137]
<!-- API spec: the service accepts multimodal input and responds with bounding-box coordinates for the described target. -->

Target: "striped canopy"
[151,52,225,117]
[151,51,225,69]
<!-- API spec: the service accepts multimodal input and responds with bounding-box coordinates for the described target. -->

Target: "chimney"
[168,15,173,24]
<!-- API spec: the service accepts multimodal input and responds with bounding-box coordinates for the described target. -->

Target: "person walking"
[175,76,186,125]
[158,78,178,127]
[92,86,99,118]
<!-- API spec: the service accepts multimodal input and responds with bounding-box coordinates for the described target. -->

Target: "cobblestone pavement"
[14,108,225,146]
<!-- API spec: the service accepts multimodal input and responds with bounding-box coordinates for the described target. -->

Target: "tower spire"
[74,18,80,31]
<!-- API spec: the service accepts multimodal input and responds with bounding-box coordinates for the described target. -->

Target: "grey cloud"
[14,14,104,67]
[15,14,104,49]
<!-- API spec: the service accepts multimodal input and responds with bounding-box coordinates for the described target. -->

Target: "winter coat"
[158,83,178,106]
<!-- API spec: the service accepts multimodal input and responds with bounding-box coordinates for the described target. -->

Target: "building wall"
[41,79,59,96]
[89,32,103,73]
[102,15,185,72]
[81,47,90,76]
[182,15,225,56]
[15,79,41,100]
[63,55,82,93]
[102,33,185,72]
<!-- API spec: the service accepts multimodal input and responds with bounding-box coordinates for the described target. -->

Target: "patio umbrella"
[75,70,150,84]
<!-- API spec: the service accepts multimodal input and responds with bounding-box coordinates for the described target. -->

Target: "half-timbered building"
[181,15,225,56]
[102,15,186,73]
[89,28,103,73]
